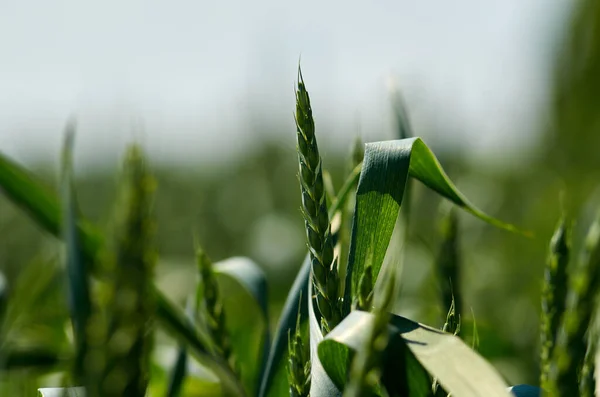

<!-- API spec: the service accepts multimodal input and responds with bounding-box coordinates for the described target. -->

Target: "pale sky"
[0,0,569,168]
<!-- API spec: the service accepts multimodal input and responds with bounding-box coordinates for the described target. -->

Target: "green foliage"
[2,21,600,393]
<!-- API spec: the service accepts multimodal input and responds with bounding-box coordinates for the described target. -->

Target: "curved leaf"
[213,256,269,395]
[343,138,528,314]
[319,311,512,397]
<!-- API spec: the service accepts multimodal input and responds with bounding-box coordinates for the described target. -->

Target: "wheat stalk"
[287,292,311,397]
[549,209,600,396]
[295,67,342,334]
[540,218,570,391]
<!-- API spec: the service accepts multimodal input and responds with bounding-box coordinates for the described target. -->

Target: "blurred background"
[2,0,600,391]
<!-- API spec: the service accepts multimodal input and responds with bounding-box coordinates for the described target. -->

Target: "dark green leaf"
[166,345,187,397]
[60,126,91,382]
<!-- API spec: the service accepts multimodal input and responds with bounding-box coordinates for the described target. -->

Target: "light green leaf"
[38,387,86,396]
[213,256,269,395]
[343,138,527,314]
[319,311,512,397]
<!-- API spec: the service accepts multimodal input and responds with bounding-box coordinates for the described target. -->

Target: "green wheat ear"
[194,245,237,372]
[295,66,342,334]
[540,218,570,391]
[85,144,157,397]
[549,208,600,396]
[287,291,311,397]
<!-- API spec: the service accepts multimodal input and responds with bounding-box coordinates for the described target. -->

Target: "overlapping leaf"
[318,311,512,397]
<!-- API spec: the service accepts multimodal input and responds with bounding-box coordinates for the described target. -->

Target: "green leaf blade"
[343,137,527,315]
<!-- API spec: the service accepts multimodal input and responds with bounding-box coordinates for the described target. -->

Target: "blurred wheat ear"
[85,144,157,397]
[194,244,236,373]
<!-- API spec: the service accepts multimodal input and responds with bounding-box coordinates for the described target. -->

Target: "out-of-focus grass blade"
[214,256,269,395]
[0,152,102,261]
[0,348,65,371]
[0,151,245,395]
[60,125,91,383]
[166,299,194,397]
[257,164,361,397]
[343,138,528,315]
[0,271,7,325]
[166,345,188,397]
[38,387,86,396]
[318,311,512,397]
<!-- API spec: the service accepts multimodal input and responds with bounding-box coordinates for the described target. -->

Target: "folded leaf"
[319,311,512,397]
